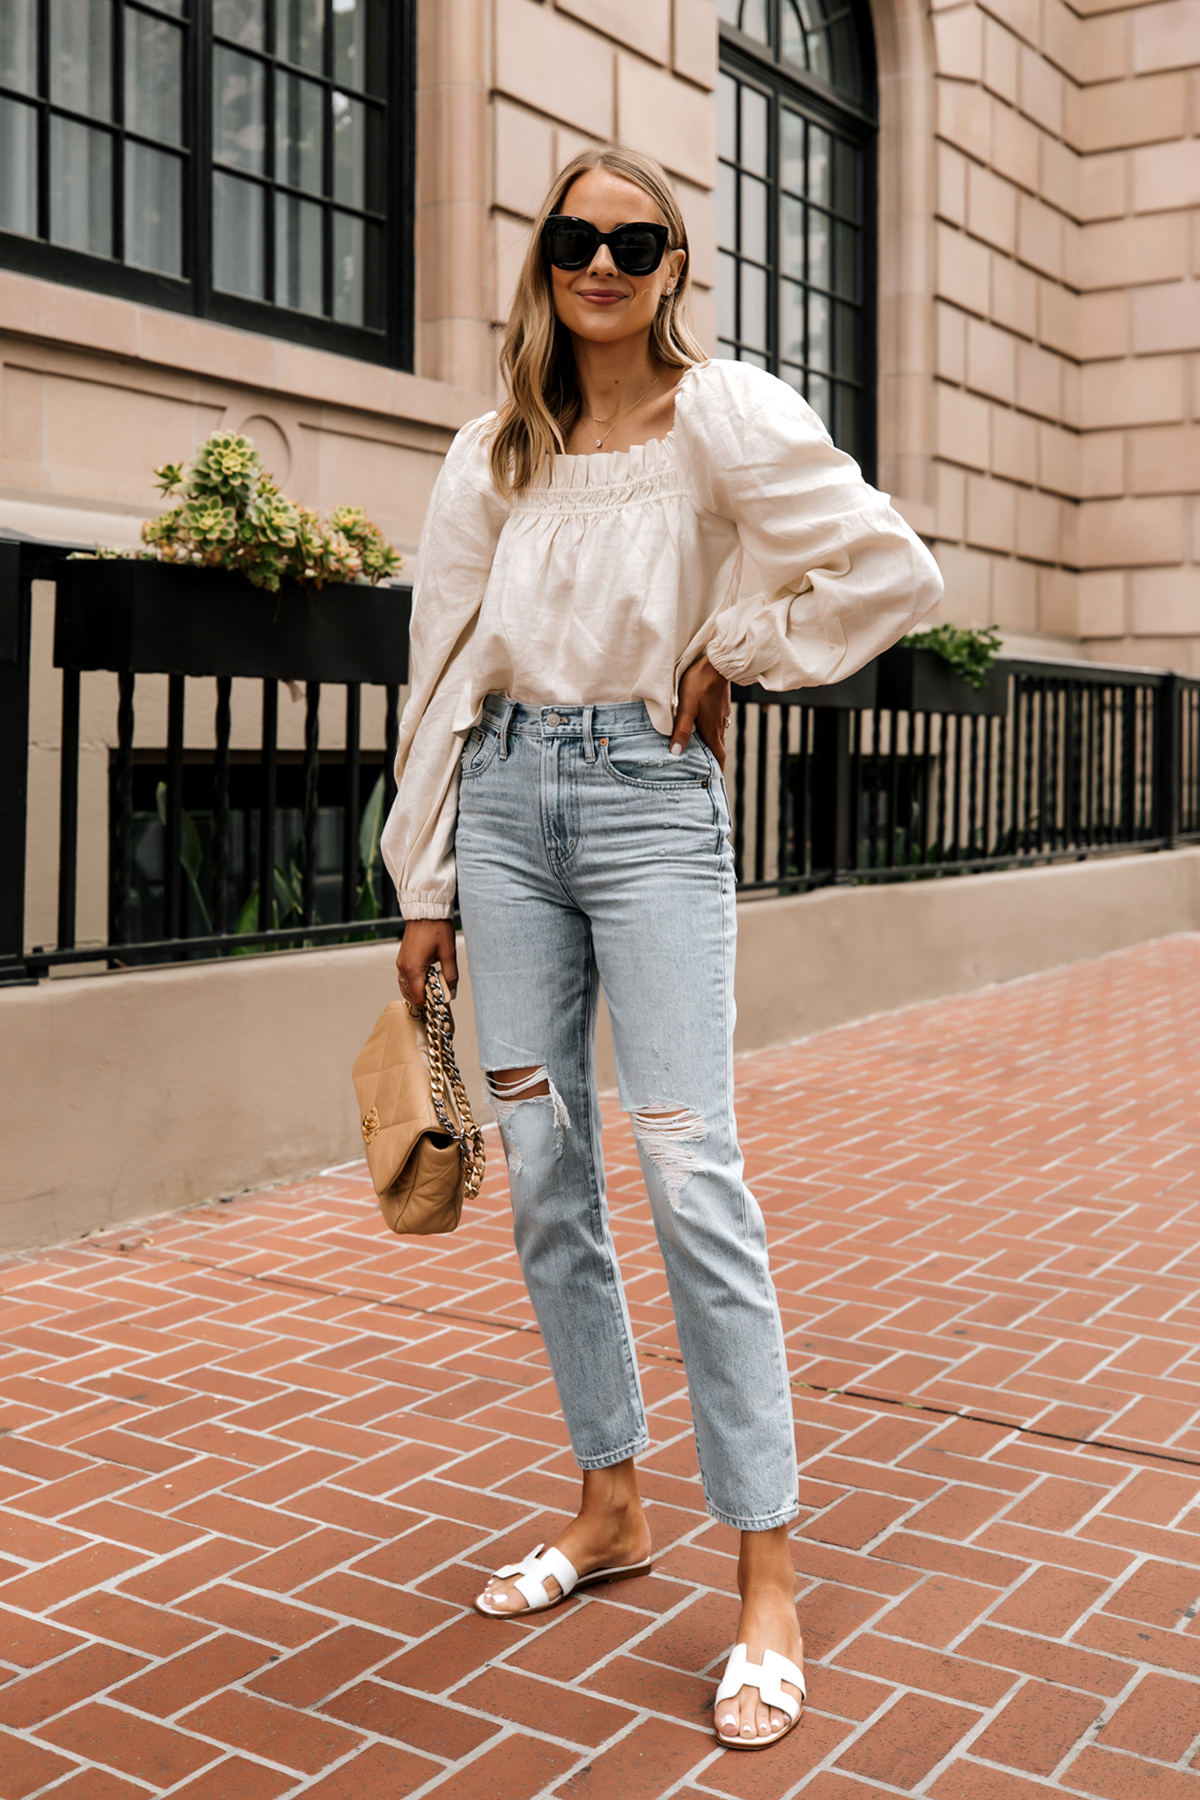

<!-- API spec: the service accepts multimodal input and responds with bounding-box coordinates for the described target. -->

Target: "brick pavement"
[1,934,1199,1799]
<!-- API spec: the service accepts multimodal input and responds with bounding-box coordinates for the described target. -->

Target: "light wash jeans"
[455,697,798,1531]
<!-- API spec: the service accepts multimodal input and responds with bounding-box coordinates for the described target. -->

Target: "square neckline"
[555,362,702,465]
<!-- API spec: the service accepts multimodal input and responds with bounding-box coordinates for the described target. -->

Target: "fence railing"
[3,536,1199,987]
[1,540,410,987]
[729,658,1200,893]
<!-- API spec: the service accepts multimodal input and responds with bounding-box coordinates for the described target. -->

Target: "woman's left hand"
[671,654,732,770]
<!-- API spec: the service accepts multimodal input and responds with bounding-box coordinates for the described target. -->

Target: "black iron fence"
[1,540,410,987]
[729,656,1200,892]
[3,536,1199,988]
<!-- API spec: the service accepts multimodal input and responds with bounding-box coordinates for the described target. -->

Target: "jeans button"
[546,712,563,727]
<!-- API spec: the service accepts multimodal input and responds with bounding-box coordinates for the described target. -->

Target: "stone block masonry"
[927,0,1200,672]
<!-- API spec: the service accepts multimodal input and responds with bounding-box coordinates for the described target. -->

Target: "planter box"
[733,660,878,709]
[53,558,411,685]
[877,645,1007,716]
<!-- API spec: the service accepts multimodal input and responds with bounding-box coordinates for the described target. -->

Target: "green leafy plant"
[81,430,403,594]
[355,771,388,921]
[900,623,1002,691]
[155,772,390,950]
[155,783,212,934]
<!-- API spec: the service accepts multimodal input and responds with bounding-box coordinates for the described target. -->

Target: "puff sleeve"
[380,415,508,919]
[675,361,943,690]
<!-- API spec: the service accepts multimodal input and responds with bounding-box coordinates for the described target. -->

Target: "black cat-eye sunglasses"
[542,215,671,277]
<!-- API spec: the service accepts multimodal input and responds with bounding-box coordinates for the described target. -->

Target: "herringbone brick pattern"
[1,934,1199,1799]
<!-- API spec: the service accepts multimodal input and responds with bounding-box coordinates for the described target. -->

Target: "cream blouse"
[382,358,943,919]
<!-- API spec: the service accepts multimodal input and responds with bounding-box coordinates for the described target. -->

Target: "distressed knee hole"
[488,1066,551,1103]
[485,1066,571,1171]
[631,1106,706,1210]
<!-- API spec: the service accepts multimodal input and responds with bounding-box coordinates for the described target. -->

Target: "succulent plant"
[190,433,262,507]
[83,429,406,592]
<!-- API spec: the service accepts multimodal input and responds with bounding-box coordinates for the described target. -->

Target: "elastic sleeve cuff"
[705,637,754,684]
[399,899,455,921]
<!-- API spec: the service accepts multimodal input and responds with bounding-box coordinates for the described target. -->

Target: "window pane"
[780,193,802,279]
[740,171,767,264]
[780,279,803,362]
[0,96,37,235]
[806,372,831,430]
[739,260,767,351]
[332,209,382,326]
[213,0,264,48]
[805,24,832,84]
[808,207,830,288]
[333,92,383,210]
[50,0,112,120]
[808,291,830,369]
[50,115,112,254]
[334,0,386,98]
[213,169,265,296]
[717,161,735,251]
[125,11,184,146]
[833,136,860,219]
[834,218,857,297]
[277,72,323,193]
[834,383,858,458]
[736,0,770,43]
[214,45,266,173]
[781,0,809,67]
[279,0,323,72]
[1,0,37,93]
[717,250,736,341]
[716,0,740,21]
[740,85,767,177]
[781,108,803,195]
[808,125,831,208]
[126,142,182,274]
[829,16,862,103]
[835,299,858,375]
[275,190,323,312]
[717,73,736,163]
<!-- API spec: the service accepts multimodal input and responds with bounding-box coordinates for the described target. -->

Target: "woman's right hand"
[396,919,459,1007]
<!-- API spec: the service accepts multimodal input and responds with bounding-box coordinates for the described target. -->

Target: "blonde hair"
[489,148,707,497]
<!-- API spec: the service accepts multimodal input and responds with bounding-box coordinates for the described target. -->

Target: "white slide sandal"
[474,1541,653,1617]
[714,1642,806,1749]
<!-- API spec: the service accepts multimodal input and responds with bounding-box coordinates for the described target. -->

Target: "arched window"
[717,0,877,473]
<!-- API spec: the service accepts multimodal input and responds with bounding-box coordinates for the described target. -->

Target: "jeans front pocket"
[599,731,712,793]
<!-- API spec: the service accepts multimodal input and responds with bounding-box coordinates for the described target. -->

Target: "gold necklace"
[582,374,661,450]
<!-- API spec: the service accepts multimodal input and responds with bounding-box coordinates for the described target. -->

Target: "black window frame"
[718,1,878,480]
[0,0,416,370]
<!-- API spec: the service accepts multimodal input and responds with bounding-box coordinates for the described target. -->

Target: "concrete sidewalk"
[0,936,1198,1799]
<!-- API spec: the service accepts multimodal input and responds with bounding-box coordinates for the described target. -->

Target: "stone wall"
[486,0,718,355]
[926,0,1200,669]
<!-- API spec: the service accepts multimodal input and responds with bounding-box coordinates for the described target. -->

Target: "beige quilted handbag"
[351,969,486,1235]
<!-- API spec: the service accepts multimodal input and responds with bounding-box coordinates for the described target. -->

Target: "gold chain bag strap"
[351,968,486,1235]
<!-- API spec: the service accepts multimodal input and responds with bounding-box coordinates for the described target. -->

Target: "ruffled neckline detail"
[524,364,705,491]
[536,429,677,490]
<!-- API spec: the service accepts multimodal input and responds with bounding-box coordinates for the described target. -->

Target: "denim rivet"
[702,779,709,789]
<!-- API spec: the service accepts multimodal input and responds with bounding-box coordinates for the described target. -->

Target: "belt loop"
[582,705,596,764]
[497,698,515,760]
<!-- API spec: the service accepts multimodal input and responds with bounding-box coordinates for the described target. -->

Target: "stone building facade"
[1,0,1197,660]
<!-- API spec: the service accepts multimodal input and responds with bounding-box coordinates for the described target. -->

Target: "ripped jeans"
[455,697,798,1531]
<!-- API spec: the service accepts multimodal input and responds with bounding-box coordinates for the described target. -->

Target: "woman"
[386,147,942,1749]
